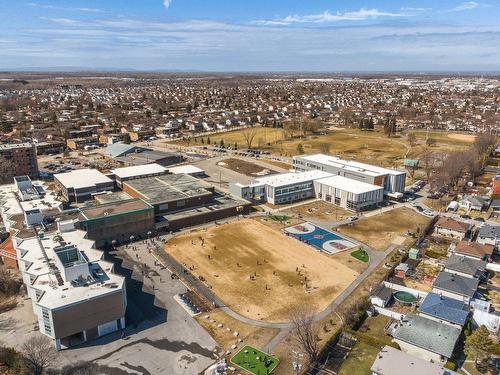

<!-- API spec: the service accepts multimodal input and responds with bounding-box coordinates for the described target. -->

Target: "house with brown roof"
[434,216,472,239]
[453,240,493,261]
[0,237,17,269]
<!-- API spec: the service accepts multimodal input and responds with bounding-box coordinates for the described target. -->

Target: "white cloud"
[451,2,480,11]
[28,2,105,13]
[255,8,411,25]
[163,0,173,9]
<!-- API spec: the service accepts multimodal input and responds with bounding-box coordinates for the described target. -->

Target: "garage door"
[98,320,118,337]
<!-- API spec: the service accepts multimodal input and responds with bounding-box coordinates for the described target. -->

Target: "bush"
[444,359,457,371]
[0,346,24,373]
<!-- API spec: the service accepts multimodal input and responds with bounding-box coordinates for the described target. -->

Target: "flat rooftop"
[162,194,249,221]
[110,163,167,179]
[80,198,153,220]
[295,154,405,177]
[124,174,213,204]
[54,168,113,189]
[16,228,124,310]
[168,164,205,175]
[0,143,34,150]
[316,175,384,194]
[251,170,332,188]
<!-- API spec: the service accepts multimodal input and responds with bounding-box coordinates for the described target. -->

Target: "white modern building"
[293,154,406,195]
[313,175,384,211]
[230,170,331,205]
[230,169,384,211]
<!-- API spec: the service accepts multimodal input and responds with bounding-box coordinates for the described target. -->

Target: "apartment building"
[0,143,39,179]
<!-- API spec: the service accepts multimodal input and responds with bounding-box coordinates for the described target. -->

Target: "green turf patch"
[230,345,280,375]
[350,249,369,263]
[268,215,291,222]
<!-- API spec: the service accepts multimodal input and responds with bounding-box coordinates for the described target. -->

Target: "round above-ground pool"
[393,291,417,305]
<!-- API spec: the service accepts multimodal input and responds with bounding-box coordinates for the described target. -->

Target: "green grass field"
[231,346,280,375]
[351,249,369,263]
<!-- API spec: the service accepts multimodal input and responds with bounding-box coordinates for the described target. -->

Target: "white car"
[423,209,434,216]
[410,201,417,207]
[347,216,359,222]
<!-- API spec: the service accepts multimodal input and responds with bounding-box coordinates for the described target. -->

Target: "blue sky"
[0,1,499,71]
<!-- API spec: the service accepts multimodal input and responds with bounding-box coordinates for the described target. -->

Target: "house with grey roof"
[418,292,469,328]
[370,283,393,308]
[477,224,500,247]
[392,314,461,362]
[371,345,459,375]
[432,271,479,304]
[459,195,489,211]
[443,254,487,280]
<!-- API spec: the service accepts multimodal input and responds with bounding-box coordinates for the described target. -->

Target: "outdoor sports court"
[284,222,358,254]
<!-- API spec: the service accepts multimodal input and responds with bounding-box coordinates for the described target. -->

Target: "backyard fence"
[373,306,405,320]
[383,281,428,299]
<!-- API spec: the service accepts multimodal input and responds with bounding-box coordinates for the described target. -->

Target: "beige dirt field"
[220,158,277,176]
[166,219,359,322]
[284,200,352,222]
[337,207,431,251]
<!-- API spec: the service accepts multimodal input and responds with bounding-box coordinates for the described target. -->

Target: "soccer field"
[231,345,280,375]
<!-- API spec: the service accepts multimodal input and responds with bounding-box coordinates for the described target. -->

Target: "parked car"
[423,209,434,217]
[460,214,472,220]
[474,217,485,223]
[347,216,359,222]
[415,206,424,212]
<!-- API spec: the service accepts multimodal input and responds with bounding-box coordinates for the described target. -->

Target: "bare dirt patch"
[219,158,277,177]
[284,200,352,222]
[166,219,359,322]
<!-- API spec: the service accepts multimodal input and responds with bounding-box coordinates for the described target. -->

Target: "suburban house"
[418,292,469,328]
[370,284,393,308]
[392,314,461,363]
[394,263,411,279]
[443,255,487,280]
[371,345,459,375]
[452,240,494,261]
[432,272,479,304]
[458,195,489,211]
[477,224,500,247]
[434,217,472,239]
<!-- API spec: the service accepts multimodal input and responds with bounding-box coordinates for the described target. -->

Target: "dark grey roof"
[444,255,486,277]
[478,224,500,239]
[433,271,479,298]
[393,314,461,358]
[419,293,469,326]
[371,284,393,301]
[490,199,500,208]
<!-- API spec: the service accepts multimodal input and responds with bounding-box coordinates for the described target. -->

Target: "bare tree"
[420,148,437,182]
[283,120,300,139]
[242,127,258,149]
[22,335,56,375]
[289,307,319,364]
[407,133,417,147]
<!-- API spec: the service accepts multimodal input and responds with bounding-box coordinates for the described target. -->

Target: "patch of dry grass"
[337,207,430,251]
